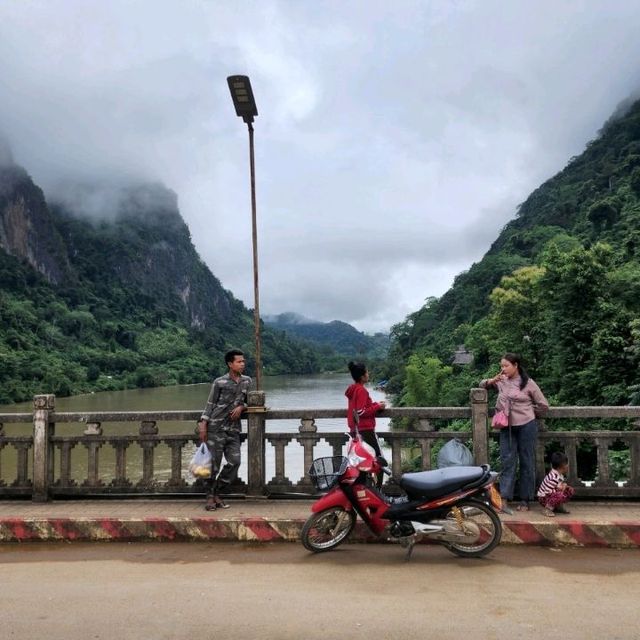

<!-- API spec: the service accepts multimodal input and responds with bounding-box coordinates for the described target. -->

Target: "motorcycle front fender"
[311,487,352,513]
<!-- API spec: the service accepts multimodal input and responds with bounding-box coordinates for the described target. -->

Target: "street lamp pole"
[227,75,262,390]
[247,120,261,391]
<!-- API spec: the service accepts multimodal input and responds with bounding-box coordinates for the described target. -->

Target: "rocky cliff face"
[0,152,236,331]
[0,162,71,285]
[0,146,322,403]
[50,181,236,330]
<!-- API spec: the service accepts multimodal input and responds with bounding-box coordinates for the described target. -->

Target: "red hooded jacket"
[345,383,382,432]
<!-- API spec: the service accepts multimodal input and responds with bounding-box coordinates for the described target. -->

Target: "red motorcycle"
[301,433,503,559]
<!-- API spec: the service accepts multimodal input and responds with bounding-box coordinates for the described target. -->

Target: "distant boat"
[374,380,388,391]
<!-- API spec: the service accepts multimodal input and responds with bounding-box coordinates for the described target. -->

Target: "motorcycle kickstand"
[398,534,417,562]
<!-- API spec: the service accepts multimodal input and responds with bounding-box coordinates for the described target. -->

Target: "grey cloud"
[2,1,640,334]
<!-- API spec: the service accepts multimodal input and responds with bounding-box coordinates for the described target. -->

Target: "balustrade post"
[632,438,640,486]
[32,394,55,502]
[138,421,158,488]
[58,442,77,488]
[0,423,4,488]
[297,418,317,491]
[470,388,489,465]
[14,443,30,487]
[247,390,266,496]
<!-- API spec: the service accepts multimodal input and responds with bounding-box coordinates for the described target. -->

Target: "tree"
[401,354,452,407]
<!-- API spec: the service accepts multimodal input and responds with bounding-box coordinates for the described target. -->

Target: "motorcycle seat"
[399,466,487,500]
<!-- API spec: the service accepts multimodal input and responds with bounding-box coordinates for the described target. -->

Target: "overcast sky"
[2,1,640,333]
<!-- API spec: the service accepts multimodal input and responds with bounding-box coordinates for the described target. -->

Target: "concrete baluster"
[58,441,77,487]
[14,442,30,488]
[297,417,317,490]
[33,394,55,502]
[166,441,187,487]
[0,423,4,488]
[138,421,158,488]
[112,441,131,487]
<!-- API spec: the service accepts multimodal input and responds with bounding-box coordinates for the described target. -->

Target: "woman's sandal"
[516,502,530,512]
[543,507,555,517]
[500,503,514,515]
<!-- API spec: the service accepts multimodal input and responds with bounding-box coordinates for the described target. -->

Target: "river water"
[0,373,389,486]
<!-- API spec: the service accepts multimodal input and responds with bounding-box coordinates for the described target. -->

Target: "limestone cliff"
[0,149,323,403]
[50,182,236,331]
[0,149,236,332]
[0,162,71,285]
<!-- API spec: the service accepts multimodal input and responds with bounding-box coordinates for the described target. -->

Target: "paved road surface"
[1,542,639,639]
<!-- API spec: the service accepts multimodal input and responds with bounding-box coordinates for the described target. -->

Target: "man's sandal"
[214,496,230,509]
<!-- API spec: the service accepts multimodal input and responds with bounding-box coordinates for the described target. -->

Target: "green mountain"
[385,95,640,407]
[0,156,323,404]
[264,312,390,361]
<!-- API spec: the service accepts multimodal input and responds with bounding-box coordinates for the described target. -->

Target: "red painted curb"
[0,517,639,547]
[501,519,640,547]
[618,523,640,546]
[505,521,549,545]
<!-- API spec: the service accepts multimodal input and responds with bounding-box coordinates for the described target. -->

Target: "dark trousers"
[205,429,241,496]
[359,430,383,489]
[499,420,538,503]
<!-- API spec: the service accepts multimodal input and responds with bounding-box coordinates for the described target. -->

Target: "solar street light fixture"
[227,75,258,124]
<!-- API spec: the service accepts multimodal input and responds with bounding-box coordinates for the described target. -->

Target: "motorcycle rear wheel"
[301,507,356,553]
[444,499,502,558]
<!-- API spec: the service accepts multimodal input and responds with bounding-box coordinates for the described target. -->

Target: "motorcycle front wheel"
[444,499,502,558]
[301,507,356,553]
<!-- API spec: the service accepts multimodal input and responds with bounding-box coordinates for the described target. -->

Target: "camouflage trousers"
[204,428,241,496]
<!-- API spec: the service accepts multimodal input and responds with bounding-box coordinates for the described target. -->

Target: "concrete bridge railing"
[1,389,639,501]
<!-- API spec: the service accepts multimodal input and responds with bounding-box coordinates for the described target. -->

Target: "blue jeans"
[499,420,538,502]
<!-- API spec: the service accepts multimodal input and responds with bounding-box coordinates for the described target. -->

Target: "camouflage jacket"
[200,372,252,430]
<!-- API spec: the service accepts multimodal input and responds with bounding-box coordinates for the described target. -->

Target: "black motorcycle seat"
[399,466,487,500]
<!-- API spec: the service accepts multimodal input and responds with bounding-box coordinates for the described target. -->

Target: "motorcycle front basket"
[308,456,349,491]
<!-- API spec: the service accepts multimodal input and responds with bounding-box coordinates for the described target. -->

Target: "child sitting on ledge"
[537,451,574,517]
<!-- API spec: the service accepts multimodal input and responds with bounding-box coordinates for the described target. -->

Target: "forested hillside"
[385,96,640,407]
[0,158,324,404]
[265,312,390,363]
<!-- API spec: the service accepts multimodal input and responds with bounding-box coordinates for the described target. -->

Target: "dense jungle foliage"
[384,97,640,410]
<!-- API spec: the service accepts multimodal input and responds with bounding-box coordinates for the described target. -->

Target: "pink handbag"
[491,409,509,429]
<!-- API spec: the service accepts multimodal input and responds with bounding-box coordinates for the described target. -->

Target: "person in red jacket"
[345,361,386,487]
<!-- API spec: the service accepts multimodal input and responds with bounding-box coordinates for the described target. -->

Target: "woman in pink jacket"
[481,353,549,514]
[345,361,386,487]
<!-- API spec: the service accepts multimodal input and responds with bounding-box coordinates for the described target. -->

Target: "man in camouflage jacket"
[197,349,252,510]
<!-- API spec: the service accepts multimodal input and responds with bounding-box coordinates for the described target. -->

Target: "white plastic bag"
[189,442,213,479]
[437,438,473,468]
